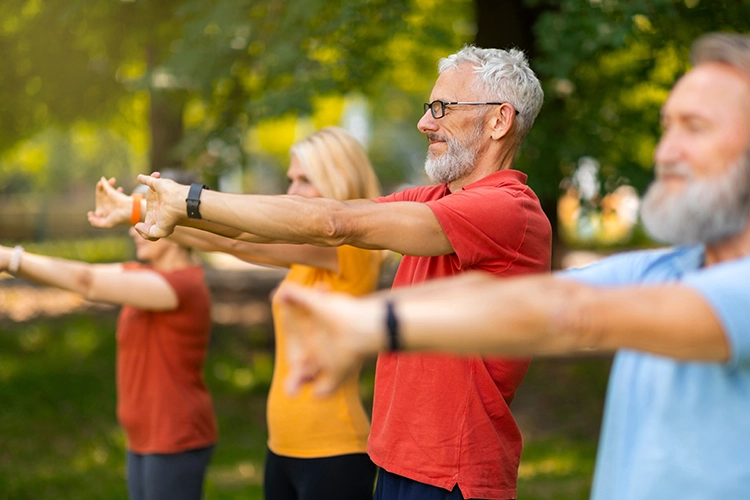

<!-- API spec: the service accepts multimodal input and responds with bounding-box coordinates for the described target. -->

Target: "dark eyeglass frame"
[423,100,518,119]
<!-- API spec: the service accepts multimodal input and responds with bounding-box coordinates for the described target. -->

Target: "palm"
[137,176,184,240]
[88,177,130,228]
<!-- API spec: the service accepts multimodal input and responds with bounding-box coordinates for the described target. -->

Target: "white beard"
[424,124,483,184]
[640,153,750,245]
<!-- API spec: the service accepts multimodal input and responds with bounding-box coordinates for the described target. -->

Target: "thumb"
[137,174,156,189]
[134,222,161,241]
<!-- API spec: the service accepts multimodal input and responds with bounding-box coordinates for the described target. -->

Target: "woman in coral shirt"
[1,176,216,500]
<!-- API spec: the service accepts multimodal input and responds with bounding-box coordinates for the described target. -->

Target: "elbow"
[318,205,352,247]
[76,268,99,302]
[549,282,605,353]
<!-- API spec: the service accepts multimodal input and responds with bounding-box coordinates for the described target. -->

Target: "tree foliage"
[521,0,750,203]
[1,0,747,207]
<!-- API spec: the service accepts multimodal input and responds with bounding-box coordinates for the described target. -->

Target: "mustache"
[654,163,693,179]
[427,133,449,143]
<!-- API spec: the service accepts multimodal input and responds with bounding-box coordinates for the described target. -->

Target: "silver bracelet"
[8,245,24,274]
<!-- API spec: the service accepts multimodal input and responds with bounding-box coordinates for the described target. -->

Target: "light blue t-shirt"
[562,246,750,500]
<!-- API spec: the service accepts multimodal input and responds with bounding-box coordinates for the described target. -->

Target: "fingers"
[313,375,342,398]
[277,283,321,309]
[136,173,155,188]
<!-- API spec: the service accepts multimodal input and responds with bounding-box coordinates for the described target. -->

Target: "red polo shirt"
[370,169,551,499]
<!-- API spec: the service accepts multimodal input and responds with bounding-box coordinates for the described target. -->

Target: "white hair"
[439,46,544,142]
[691,32,750,80]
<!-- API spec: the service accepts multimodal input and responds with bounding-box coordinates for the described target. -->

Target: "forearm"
[169,226,287,267]
[386,276,729,361]
[1,247,121,300]
[194,191,345,246]
[391,274,588,356]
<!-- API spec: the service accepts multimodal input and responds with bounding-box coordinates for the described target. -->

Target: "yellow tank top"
[267,245,381,457]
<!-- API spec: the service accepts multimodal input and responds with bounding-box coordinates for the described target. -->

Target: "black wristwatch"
[186,183,210,219]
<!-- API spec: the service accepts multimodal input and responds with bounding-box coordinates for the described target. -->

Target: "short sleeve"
[153,266,210,314]
[426,186,539,272]
[682,258,750,369]
[560,250,657,286]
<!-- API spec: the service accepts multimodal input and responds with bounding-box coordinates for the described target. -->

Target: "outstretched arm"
[170,226,339,272]
[135,174,453,257]
[0,245,178,310]
[277,271,728,396]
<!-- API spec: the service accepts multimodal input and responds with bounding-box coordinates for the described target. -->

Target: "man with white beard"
[132,48,551,499]
[276,32,750,500]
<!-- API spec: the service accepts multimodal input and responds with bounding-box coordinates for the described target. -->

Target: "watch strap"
[186,183,210,219]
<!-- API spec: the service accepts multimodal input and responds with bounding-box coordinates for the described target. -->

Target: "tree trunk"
[474,0,543,57]
[149,89,185,172]
[147,43,185,173]
[474,0,565,267]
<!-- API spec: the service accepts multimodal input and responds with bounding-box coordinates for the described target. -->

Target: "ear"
[488,104,516,141]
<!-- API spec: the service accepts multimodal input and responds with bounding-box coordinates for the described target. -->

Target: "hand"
[134,173,188,241]
[87,177,131,228]
[276,283,384,397]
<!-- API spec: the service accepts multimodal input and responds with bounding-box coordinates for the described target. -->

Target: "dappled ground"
[0,261,609,499]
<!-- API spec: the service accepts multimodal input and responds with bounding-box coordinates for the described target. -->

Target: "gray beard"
[640,153,750,246]
[424,126,483,185]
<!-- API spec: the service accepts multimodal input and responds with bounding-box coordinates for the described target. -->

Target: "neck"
[448,143,518,192]
[704,222,750,266]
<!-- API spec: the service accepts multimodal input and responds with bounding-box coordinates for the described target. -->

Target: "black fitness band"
[186,183,210,219]
[385,301,401,351]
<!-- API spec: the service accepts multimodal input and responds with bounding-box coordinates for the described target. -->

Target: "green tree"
[524,0,750,203]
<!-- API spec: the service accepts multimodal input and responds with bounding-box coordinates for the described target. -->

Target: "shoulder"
[376,184,448,204]
[560,246,702,286]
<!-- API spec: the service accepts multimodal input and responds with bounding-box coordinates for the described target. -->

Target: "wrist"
[186,183,210,219]
[384,300,402,351]
[130,193,144,225]
[8,245,24,274]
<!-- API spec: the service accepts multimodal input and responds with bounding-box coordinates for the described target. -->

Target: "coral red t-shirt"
[370,169,551,499]
[116,263,217,454]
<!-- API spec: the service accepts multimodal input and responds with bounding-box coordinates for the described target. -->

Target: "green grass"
[0,313,268,499]
[0,313,607,499]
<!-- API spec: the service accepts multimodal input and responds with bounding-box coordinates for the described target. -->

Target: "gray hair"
[691,32,750,80]
[438,46,544,142]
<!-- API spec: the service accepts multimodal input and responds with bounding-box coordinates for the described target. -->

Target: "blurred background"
[0,0,747,498]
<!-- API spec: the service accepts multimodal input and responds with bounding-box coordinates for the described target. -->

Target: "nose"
[654,128,683,167]
[417,108,437,135]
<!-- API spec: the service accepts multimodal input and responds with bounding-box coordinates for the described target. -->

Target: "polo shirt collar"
[446,169,528,194]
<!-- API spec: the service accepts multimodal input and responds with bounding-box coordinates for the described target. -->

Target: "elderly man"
[278,33,750,500]
[136,48,551,499]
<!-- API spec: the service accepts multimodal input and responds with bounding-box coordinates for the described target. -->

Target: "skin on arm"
[170,226,340,272]
[135,174,454,257]
[277,272,729,396]
[0,246,178,311]
[87,176,340,271]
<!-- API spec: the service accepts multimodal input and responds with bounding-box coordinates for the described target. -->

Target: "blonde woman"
[91,127,383,500]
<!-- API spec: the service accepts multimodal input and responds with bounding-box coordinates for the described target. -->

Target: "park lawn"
[0,312,606,499]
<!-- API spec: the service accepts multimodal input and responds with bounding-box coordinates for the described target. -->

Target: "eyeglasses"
[423,100,517,119]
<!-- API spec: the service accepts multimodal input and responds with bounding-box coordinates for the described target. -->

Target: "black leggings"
[264,448,377,500]
[126,445,214,500]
